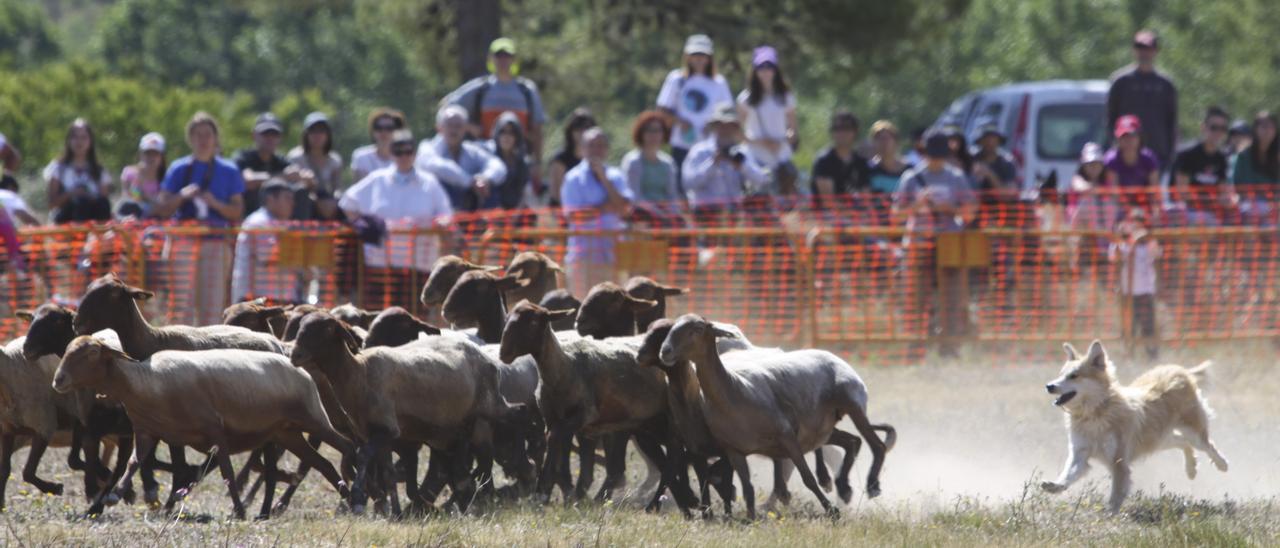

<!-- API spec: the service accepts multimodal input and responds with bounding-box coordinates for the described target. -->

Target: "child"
[1109,208,1161,358]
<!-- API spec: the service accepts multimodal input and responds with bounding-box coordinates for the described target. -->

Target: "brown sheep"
[222,299,288,339]
[280,304,324,342]
[362,307,442,348]
[330,303,378,330]
[623,277,688,333]
[419,255,500,309]
[504,251,563,306]
[442,270,528,344]
[538,290,581,332]
[54,336,353,520]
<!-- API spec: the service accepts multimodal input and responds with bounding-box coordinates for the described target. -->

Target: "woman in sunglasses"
[351,107,407,183]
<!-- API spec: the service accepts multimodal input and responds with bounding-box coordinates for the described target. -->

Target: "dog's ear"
[1062,342,1079,361]
[1084,340,1106,369]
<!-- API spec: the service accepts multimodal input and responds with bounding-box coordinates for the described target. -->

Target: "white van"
[932,80,1109,194]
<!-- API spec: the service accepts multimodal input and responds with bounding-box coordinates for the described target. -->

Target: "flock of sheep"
[0,251,896,522]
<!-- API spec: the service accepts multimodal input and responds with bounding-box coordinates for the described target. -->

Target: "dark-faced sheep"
[53,336,353,520]
[504,251,563,306]
[623,277,687,333]
[420,255,500,309]
[222,299,288,338]
[538,290,580,332]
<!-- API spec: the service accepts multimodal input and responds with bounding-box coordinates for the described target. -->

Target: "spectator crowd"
[1,29,1278,352]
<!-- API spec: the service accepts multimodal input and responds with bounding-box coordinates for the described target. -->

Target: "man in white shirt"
[231,178,301,303]
[415,105,507,212]
[342,130,454,309]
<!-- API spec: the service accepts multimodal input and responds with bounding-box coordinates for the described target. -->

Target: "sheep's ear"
[14,310,34,322]
[545,258,564,273]
[359,311,378,326]
[414,317,442,335]
[660,285,688,297]
[710,325,737,339]
[545,308,576,322]
[100,343,136,363]
[1084,340,1107,369]
[336,323,361,354]
[624,296,658,312]
[493,274,531,292]
[127,287,154,301]
[1063,342,1079,361]
[261,306,286,316]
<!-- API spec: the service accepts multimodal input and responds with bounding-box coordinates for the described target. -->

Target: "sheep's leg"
[255,444,281,521]
[766,459,793,509]
[274,432,348,516]
[396,443,424,514]
[707,457,735,516]
[210,445,247,521]
[235,448,264,506]
[67,424,87,471]
[0,433,14,510]
[574,434,597,502]
[376,448,401,517]
[418,447,451,506]
[638,433,696,516]
[349,432,390,515]
[469,436,496,504]
[88,434,156,518]
[845,408,889,499]
[106,436,135,505]
[727,452,756,521]
[81,434,108,501]
[826,430,861,503]
[162,444,202,514]
[20,436,63,495]
[688,454,713,518]
[138,446,160,505]
[814,449,832,492]
[783,439,838,517]
[594,433,628,503]
[444,435,478,513]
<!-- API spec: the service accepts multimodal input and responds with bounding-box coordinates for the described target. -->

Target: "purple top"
[1103,147,1160,188]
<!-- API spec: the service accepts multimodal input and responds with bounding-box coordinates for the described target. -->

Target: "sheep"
[53,335,353,520]
[362,307,442,348]
[504,251,563,306]
[73,274,290,510]
[498,301,696,512]
[75,274,288,358]
[623,276,687,333]
[330,303,378,330]
[420,255,501,309]
[442,270,529,344]
[223,299,289,339]
[658,314,897,519]
[18,304,147,505]
[538,290,581,331]
[281,304,324,342]
[291,312,513,514]
[0,332,91,509]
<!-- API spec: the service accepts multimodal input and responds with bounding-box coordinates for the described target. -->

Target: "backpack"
[471,76,536,127]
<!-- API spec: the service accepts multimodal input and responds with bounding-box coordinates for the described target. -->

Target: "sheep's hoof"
[836,481,853,504]
[143,488,160,505]
[271,501,290,517]
[824,506,841,520]
[1040,481,1065,494]
[102,491,120,507]
[350,503,367,516]
[373,499,390,516]
[253,512,271,522]
[43,483,64,497]
[819,476,833,492]
[866,481,881,499]
[232,508,247,521]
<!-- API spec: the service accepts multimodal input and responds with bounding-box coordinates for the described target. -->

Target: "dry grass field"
[1,342,1277,546]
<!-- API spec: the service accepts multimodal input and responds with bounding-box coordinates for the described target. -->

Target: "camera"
[719,144,747,164]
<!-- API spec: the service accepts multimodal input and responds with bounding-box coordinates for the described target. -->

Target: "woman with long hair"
[44,118,113,223]
[736,45,798,191]
[120,132,168,217]
[656,34,733,173]
[545,107,596,208]
[1232,111,1280,226]
[350,107,406,182]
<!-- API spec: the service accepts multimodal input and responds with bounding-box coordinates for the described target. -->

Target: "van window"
[937,94,977,129]
[1037,104,1105,160]
[967,101,1005,143]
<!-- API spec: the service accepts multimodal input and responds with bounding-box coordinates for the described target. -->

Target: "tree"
[0,0,61,68]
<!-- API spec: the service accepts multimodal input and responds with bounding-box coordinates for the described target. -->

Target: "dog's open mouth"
[1053,391,1077,406]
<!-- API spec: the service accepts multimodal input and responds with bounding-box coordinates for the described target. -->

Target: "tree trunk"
[453,0,502,80]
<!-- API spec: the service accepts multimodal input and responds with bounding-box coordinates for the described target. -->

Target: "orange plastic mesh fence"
[2,187,1278,364]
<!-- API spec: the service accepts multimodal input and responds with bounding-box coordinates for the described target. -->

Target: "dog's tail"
[1188,360,1214,386]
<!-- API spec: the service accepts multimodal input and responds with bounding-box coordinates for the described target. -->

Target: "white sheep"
[53,335,353,520]
[659,314,897,519]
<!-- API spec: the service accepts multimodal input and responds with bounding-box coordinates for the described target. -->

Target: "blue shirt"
[161,156,245,227]
[561,162,634,263]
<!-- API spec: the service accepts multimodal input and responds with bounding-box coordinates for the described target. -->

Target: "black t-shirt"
[549,148,581,206]
[1172,142,1227,187]
[810,146,870,208]
[233,148,289,214]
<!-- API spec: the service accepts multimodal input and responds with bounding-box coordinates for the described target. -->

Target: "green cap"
[490,37,517,56]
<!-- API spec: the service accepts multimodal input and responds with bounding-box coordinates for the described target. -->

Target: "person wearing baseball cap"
[233,112,289,215]
[441,36,547,178]
[656,34,733,175]
[287,111,345,220]
[1104,114,1160,192]
[118,132,169,214]
[231,175,302,304]
[1107,29,1178,166]
[681,101,766,229]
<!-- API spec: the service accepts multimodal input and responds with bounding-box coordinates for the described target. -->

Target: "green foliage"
[0,0,62,68]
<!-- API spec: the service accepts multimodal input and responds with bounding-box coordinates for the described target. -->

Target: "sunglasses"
[392,147,416,157]
[373,124,398,132]
[1207,124,1228,132]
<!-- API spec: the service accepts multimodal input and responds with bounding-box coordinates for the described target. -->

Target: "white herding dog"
[1041,340,1229,513]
